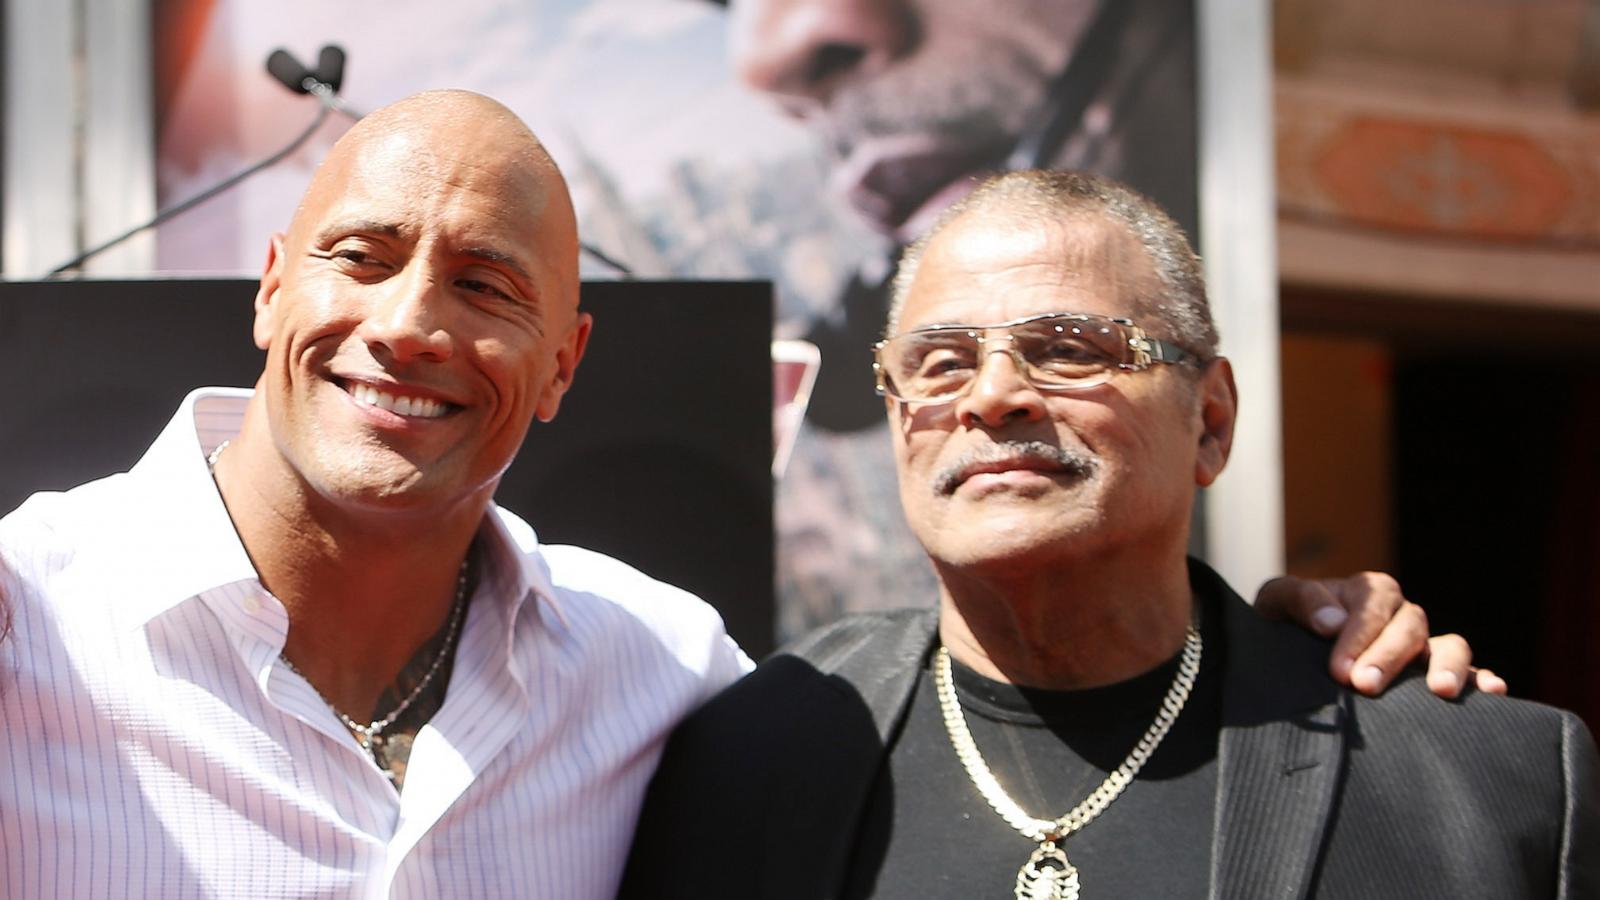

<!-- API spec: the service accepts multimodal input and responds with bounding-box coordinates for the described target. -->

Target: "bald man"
[0,92,1498,899]
[0,91,748,898]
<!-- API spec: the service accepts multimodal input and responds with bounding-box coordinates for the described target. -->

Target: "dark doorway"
[1393,354,1600,731]
[1284,288,1600,732]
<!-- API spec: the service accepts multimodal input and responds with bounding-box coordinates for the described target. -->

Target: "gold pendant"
[1014,841,1080,900]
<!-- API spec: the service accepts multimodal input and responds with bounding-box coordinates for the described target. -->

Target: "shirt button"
[241,594,262,615]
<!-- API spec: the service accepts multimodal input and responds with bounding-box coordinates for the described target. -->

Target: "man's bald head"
[288,90,579,306]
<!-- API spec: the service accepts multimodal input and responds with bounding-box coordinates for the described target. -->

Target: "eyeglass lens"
[880,316,1131,400]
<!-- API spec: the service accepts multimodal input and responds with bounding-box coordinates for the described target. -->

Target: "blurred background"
[1,0,1596,728]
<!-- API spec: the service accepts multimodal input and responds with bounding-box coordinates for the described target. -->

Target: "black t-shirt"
[842,607,1224,899]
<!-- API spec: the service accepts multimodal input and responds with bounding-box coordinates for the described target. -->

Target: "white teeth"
[346,383,449,419]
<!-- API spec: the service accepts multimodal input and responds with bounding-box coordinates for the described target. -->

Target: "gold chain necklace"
[933,627,1201,900]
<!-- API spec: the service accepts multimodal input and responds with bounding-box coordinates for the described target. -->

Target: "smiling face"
[888,207,1234,573]
[248,92,589,518]
[729,0,1095,241]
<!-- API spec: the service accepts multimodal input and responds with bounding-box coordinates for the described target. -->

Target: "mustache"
[932,440,1098,495]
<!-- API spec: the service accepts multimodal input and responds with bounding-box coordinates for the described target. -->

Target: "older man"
[621,171,1599,898]
[0,91,748,898]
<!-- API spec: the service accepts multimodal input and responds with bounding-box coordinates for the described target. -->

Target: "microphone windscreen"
[315,45,346,93]
[266,49,312,94]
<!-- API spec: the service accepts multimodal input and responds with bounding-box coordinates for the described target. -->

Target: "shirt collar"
[113,387,259,631]
[477,503,569,633]
[113,387,567,633]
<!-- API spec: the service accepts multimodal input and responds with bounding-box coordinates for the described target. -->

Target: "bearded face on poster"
[726,0,1194,241]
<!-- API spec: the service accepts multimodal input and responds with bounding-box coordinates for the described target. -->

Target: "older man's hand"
[1255,573,1508,699]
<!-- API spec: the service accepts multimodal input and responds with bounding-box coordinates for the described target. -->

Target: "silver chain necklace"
[207,439,472,775]
[933,626,1201,900]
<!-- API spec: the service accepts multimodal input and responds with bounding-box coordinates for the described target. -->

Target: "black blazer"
[622,563,1600,898]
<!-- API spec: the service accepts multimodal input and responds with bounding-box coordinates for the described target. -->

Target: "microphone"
[266,46,348,99]
[266,46,362,119]
[266,48,315,94]
[315,45,346,94]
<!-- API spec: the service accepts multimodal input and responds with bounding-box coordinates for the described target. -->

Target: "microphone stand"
[46,51,636,278]
[46,79,348,278]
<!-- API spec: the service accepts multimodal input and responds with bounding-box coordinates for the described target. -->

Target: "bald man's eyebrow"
[314,219,404,244]
[461,246,533,284]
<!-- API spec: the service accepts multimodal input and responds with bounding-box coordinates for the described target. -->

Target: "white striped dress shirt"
[0,388,752,899]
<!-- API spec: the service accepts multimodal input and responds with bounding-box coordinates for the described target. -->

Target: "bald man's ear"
[252,234,288,351]
[534,311,593,423]
[1194,357,1237,487]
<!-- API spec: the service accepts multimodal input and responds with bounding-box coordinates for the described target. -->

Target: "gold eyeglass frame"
[871,311,1199,403]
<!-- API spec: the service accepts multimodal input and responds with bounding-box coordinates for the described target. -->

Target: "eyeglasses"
[872,312,1199,404]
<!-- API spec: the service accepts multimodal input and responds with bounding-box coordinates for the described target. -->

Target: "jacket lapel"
[1204,567,1348,900]
[786,607,940,746]
[781,608,939,899]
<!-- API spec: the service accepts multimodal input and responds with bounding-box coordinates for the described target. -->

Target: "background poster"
[153,0,1196,639]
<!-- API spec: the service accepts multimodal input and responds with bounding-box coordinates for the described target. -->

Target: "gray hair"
[887,170,1217,358]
